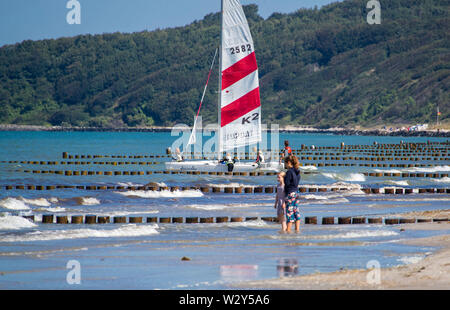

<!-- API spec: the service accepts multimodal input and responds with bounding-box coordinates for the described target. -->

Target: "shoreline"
[233,222,450,290]
[0,124,449,137]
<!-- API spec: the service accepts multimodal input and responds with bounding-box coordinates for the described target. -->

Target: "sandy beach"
[235,218,450,290]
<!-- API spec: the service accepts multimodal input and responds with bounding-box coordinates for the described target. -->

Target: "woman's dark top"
[284,167,300,195]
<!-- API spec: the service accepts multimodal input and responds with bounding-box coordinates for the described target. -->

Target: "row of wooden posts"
[3,184,450,194]
[27,214,449,225]
[19,169,450,179]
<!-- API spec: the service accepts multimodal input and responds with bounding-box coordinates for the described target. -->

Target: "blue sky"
[0,0,337,46]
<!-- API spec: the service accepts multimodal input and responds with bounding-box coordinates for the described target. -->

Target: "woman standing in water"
[284,155,301,233]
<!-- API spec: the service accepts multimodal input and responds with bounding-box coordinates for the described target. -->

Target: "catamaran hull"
[165,160,282,172]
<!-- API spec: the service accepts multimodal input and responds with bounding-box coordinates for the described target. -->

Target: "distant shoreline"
[0,124,448,137]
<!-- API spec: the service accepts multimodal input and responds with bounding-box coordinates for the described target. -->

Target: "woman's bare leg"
[286,222,292,233]
[295,220,300,232]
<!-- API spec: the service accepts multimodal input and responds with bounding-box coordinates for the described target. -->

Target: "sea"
[0,131,449,289]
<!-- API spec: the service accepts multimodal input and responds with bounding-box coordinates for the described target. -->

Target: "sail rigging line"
[184,48,218,151]
[196,48,218,119]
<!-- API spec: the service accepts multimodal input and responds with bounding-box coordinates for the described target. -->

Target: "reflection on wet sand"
[220,264,258,282]
[277,258,299,277]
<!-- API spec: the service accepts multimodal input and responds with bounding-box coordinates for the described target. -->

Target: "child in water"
[274,171,287,233]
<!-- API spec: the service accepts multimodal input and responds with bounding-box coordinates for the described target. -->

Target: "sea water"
[0,131,448,289]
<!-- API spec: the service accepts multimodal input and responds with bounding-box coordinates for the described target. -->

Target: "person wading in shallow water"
[284,155,301,233]
[274,171,287,233]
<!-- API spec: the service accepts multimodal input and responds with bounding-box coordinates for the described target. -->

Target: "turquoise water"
[0,131,449,289]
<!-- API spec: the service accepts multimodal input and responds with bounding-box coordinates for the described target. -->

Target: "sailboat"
[166,0,282,172]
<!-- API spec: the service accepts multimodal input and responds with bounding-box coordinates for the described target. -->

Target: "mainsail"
[219,0,262,152]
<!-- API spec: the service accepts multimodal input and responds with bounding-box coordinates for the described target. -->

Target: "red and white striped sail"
[219,0,261,152]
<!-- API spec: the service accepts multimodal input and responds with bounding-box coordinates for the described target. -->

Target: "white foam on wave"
[20,197,51,207]
[303,195,328,200]
[405,165,450,173]
[301,195,350,204]
[0,198,30,210]
[37,207,67,213]
[49,197,59,203]
[322,173,366,182]
[105,210,160,216]
[0,224,159,242]
[386,180,410,186]
[373,169,402,174]
[397,256,424,265]
[432,177,450,183]
[374,166,450,174]
[115,190,204,199]
[117,182,144,187]
[0,214,37,230]
[300,165,318,171]
[270,230,398,240]
[76,197,101,206]
[206,182,254,188]
[329,230,398,239]
[185,202,272,211]
[222,219,273,228]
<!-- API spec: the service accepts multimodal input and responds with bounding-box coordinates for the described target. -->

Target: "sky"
[0,0,337,47]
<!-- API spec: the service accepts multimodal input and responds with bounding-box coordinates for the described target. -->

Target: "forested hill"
[0,0,448,128]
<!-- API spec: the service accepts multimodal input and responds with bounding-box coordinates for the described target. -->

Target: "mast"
[217,0,223,161]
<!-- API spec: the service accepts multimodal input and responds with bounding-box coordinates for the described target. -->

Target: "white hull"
[165,160,282,172]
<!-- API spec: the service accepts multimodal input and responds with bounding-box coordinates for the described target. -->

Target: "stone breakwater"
[0,124,449,137]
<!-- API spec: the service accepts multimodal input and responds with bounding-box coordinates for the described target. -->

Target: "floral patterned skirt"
[285,192,301,223]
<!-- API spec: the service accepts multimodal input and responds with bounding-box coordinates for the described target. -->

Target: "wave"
[322,173,366,182]
[0,214,37,230]
[301,195,350,204]
[397,255,424,265]
[116,182,145,187]
[405,165,450,173]
[205,182,254,188]
[185,202,272,211]
[374,166,450,174]
[35,207,67,213]
[221,219,273,228]
[303,194,328,200]
[270,230,398,240]
[431,177,450,183]
[385,180,410,186]
[74,197,100,206]
[0,224,159,242]
[19,197,51,207]
[115,189,204,198]
[373,169,402,174]
[105,210,160,216]
[300,165,318,171]
[0,198,30,210]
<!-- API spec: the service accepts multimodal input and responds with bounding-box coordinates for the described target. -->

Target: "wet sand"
[234,221,450,290]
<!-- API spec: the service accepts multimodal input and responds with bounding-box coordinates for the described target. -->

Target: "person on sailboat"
[255,150,265,167]
[220,153,235,172]
[173,148,184,162]
[284,155,301,233]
